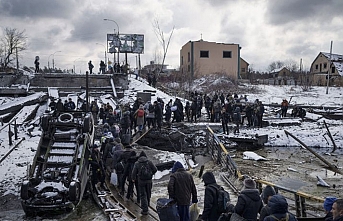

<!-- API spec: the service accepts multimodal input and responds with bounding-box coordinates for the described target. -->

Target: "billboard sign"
[107,33,144,54]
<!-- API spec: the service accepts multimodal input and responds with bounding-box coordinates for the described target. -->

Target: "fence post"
[8,124,13,146]
[300,196,307,217]
[14,119,18,140]
[294,193,301,217]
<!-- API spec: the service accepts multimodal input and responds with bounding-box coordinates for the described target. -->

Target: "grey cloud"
[265,0,343,25]
[0,0,77,18]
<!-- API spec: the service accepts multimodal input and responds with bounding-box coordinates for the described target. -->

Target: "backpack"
[137,109,145,117]
[270,213,289,221]
[139,161,153,180]
[209,184,230,214]
[115,161,125,173]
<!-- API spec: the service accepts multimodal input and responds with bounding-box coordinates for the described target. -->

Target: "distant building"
[180,39,247,80]
[142,61,168,74]
[310,52,343,86]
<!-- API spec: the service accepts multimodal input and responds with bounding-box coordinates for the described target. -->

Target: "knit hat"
[243,178,256,189]
[171,161,184,173]
[262,185,276,204]
[115,137,121,143]
[139,150,147,157]
[323,196,337,212]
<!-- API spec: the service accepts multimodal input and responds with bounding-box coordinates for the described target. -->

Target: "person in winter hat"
[201,171,230,221]
[168,161,197,221]
[234,178,263,220]
[131,151,157,215]
[332,199,343,221]
[264,194,298,221]
[323,196,337,221]
[260,185,277,221]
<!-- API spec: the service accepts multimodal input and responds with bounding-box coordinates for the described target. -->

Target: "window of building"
[241,68,246,73]
[223,51,232,58]
[188,52,190,62]
[200,50,209,58]
[181,56,183,65]
[315,64,318,70]
[188,65,190,72]
[324,63,327,69]
[332,67,335,73]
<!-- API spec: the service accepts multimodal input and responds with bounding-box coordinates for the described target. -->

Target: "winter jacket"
[234,188,263,221]
[167,167,197,206]
[202,171,221,221]
[131,155,157,185]
[264,194,297,221]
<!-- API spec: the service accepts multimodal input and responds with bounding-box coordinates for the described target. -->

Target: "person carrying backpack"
[117,145,136,195]
[167,161,198,221]
[201,171,232,221]
[263,194,298,221]
[124,151,139,202]
[234,178,263,221]
[131,151,157,215]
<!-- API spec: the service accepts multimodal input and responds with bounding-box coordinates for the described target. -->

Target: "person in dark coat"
[88,60,94,74]
[55,99,64,112]
[168,161,198,221]
[131,151,157,215]
[124,151,138,201]
[234,178,263,221]
[201,171,222,221]
[323,197,337,221]
[264,194,298,221]
[332,199,343,221]
[154,101,163,130]
[260,185,277,221]
[89,144,105,189]
[117,145,136,195]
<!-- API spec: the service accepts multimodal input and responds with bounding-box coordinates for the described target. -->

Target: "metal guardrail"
[205,126,325,218]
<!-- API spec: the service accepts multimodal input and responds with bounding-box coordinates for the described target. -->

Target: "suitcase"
[156,198,180,221]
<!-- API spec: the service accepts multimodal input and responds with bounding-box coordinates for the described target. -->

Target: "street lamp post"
[48,51,61,74]
[96,43,107,71]
[73,58,81,74]
[103,19,120,66]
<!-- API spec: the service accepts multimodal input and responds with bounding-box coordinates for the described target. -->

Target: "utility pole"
[326,41,333,94]
[16,47,19,73]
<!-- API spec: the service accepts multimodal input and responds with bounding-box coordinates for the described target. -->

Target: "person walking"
[263,194,298,221]
[34,56,40,73]
[332,199,343,221]
[167,161,198,221]
[259,185,277,221]
[201,171,226,221]
[281,99,289,118]
[132,151,157,215]
[88,60,94,74]
[134,105,145,131]
[117,145,136,196]
[234,178,263,220]
[323,197,337,221]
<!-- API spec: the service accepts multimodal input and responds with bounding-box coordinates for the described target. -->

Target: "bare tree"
[152,19,175,74]
[267,60,284,72]
[1,28,27,68]
[284,59,299,72]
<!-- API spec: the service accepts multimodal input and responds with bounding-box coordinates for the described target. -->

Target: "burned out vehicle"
[20,111,94,216]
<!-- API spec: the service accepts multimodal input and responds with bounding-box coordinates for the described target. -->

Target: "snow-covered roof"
[321,52,343,61]
[321,52,343,76]
[271,67,288,73]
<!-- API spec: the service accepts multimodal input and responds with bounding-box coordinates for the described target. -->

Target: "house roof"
[320,52,343,76]
[271,67,289,73]
[321,52,343,61]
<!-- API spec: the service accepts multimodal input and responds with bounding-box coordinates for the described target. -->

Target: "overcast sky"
[1,0,343,73]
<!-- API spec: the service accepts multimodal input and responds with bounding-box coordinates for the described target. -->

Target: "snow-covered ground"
[0,74,342,219]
